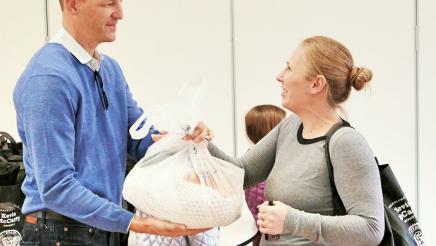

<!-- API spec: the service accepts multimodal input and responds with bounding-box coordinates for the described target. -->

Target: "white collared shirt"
[50,27,103,72]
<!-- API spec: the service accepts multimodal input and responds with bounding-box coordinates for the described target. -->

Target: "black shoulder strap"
[324,120,351,215]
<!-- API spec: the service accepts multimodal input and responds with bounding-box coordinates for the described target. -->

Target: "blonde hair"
[301,36,373,106]
[245,105,286,144]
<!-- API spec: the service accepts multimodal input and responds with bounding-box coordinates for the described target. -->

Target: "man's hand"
[129,215,210,237]
[151,131,168,142]
[184,121,214,143]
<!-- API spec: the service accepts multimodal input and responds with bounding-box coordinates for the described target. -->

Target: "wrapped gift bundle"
[123,134,244,229]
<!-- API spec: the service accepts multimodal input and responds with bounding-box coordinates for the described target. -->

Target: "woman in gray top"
[208,36,384,245]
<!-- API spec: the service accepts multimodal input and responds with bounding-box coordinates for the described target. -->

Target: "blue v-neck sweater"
[13,43,156,233]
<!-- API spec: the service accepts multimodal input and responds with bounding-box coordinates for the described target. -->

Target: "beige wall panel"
[418,0,436,242]
[48,1,234,153]
[1,1,46,138]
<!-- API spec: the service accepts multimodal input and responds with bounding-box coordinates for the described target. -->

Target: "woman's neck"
[298,106,341,139]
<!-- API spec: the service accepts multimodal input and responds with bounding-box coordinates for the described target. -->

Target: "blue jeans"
[21,219,114,246]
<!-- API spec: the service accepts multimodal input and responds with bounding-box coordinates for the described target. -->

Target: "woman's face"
[276,46,313,112]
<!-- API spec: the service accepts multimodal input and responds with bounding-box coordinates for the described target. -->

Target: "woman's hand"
[151,122,214,143]
[257,201,288,235]
[129,215,210,237]
[184,121,214,143]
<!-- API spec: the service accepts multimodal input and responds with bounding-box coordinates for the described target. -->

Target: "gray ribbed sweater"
[208,114,384,245]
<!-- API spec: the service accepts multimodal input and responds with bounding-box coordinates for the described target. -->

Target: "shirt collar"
[50,27,103,71]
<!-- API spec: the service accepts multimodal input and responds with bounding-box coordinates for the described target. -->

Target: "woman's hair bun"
[349,66,373,91]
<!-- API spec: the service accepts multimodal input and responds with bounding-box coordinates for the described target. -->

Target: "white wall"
[0,1,47,139]
[1,0,434,242]
[418,0,436,244]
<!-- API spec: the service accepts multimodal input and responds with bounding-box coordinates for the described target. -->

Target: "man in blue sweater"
[13,0,210,245]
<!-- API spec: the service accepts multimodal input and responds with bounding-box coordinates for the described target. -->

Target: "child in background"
[244,105,286,246]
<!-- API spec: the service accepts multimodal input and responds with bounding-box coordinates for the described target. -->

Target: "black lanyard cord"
[94,70,109,111]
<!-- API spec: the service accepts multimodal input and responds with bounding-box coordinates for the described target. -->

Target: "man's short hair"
[59,0,64,11]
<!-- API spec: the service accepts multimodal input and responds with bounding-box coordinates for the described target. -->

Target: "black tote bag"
[0,131,25,245]
[324,121,424,246]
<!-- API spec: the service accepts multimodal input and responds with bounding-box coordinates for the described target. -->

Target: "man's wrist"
[127,215,136,232]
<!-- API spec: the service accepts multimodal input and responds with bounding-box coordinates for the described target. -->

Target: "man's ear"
[309,75,327,95]
[64,0,80,14]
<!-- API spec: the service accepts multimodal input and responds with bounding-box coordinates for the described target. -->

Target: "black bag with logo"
[0,131,25,245]
[324,122,424,246]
